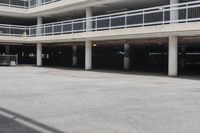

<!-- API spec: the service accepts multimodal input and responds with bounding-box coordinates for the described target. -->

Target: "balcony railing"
[0,55,18,66]
[0,0,60,9]
[29,1,200,37]
[0,1,200,37]
[0,0,28,9]
[0,24,27,36]
[29,0,61,8]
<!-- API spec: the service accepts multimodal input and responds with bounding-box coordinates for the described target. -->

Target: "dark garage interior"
[1,37,200,76]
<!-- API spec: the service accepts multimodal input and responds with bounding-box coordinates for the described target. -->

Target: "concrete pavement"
[0,66,200,133]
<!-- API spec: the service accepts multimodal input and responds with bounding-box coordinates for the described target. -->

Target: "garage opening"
[0,44,36,65]
[93,44,124,70]
[178,46,200,75]
[42,44,85,68]
[131,44,168,74]
[92,39,168,74]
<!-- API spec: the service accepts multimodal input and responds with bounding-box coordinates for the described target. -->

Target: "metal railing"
[0,55,18,66]
[0,24,27,37]
[28,1,200,37]
[29,0,61,8]
[0,0,28,8]
[0,1,200,37]
[0,0,60,8]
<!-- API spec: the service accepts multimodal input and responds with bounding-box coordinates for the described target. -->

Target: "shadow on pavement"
[0,107,65,133]
[26,66,200,81]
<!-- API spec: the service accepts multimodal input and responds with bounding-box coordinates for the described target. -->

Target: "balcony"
[0,1,200,38]
[29,0,61,8]
[0,0,60,8]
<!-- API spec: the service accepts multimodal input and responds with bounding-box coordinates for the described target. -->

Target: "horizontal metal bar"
[0,1,200,37]
[0,0,60,9]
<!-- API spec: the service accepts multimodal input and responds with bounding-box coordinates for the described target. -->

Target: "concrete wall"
[1,22,200,44]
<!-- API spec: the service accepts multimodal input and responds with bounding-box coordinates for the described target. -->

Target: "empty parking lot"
[0,66,200,133]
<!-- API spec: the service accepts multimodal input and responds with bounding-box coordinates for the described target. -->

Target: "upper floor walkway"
[0,1,200,43]
[0,0,120,18]
[0,0,60,8]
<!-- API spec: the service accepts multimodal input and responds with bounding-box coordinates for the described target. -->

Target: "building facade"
[0,0,199,76]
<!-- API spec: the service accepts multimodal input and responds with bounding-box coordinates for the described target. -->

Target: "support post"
[86,7,93,32]
[124,43,130,70]
[168,36,178,76]
[72,45,78,67]
[85,40,92,70]
[85,7,93,70]
[36,16,43,66]
[180,46,186,69]
[170,0,179,23]
[37,16,43,36]
[37,43,42,67]
[37,0,42,6]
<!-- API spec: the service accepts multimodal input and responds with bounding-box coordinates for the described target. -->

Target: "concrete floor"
[0,66,200,133]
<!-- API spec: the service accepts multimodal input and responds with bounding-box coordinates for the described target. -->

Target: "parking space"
[0,66,200,133]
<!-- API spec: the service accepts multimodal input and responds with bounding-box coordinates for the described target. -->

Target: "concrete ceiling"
[0,0,193,24]
[42,0,195,21]
[44,0,169,22]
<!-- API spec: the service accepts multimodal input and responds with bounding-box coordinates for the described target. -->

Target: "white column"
[169,0,179,76]
[85,40,92,70]
[85,7,93,70]
[86,7,93,31]
[168,36,178,76]
[124,43,130,70]
[37,43,42,67]
[36,16,43,66]
[37,0,42,5]
[72,45,78,67]
[37,16,43,36]
[170,0,179,5]
[170,0,179,23]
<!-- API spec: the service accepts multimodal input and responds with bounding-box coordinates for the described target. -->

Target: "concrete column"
[37,0,42,5]
[37,43,42,66]
[168,36,178,76]
[170,0,179,5]
[170,0,179,22]
[5,45,10,55]
[124,43,130,70]
[85,40,92,70]
[86,7,93,31]
[180,46,186,69]
[37,16,43,36]
[85,7,93,70]
[36,16,43,66]
[72,45,78,67]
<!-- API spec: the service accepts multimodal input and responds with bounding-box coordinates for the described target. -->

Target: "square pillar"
[85,7,93,70]
[86,7,93,32]
[85,40,92,70]
[124,43,130,70]
[37,43,42,67]
[170,0,179,23]
[37,0,42,5]
[180,46,186,70]
[168,36,178,76]
[72,45,78,67]
[37,16,43,36]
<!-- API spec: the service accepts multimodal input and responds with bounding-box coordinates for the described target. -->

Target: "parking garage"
[0,36,200,76]
[0,0,199,77]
